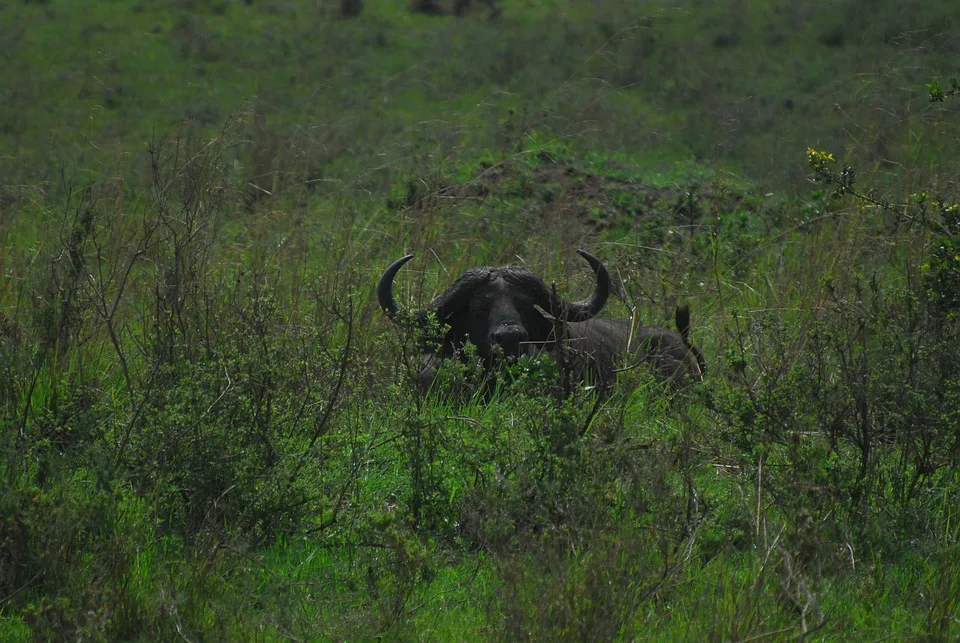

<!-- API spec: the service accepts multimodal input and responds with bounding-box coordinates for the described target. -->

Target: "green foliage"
[3,0,960,639]
[928,77,960,102]
[0,470,154,640]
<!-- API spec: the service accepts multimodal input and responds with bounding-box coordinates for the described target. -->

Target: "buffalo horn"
[377,254,415,318]
[547,250,610,322]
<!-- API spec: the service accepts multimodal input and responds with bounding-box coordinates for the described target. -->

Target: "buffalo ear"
[534,305,557,322]
[420,302,461,326]
[415,308,450,341]
[418,303,470,340]
[532,305,563,343]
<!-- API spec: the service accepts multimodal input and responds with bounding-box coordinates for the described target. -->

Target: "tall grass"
[2,0,959,639]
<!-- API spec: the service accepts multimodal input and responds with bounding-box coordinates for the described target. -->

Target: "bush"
[709,153,960,565]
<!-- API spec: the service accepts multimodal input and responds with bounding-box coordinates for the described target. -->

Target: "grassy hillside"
[3,0,957,195]
[1,0,959,639]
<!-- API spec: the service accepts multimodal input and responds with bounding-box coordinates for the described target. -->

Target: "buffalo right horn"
[536,249,610,322]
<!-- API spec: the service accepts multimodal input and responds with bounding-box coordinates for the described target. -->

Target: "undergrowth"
[2,0,959,640]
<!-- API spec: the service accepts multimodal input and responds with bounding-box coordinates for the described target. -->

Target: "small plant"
[927,77,960,102]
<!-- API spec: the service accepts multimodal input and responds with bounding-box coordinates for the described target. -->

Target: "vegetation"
[1,0,958,639]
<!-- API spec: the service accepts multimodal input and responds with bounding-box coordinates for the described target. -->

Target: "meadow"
[1,0,959,639]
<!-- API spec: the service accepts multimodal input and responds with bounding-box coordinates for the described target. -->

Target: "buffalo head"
[378,250,608,362]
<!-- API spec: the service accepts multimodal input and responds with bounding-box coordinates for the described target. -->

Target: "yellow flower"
[806,147,835,173]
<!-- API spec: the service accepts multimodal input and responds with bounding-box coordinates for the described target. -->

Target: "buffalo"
[377,250,704,392]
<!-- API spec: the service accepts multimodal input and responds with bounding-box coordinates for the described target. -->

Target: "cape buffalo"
[377,250,704,392]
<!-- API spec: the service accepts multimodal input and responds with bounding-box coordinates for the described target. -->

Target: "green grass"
[3,0,957,199]
[2,0,960,639]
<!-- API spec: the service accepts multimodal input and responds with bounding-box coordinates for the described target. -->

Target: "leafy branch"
[805,147,957,237]
[807,145,960,315]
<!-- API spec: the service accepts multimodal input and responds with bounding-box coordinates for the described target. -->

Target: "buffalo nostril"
[490,324,528,347]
